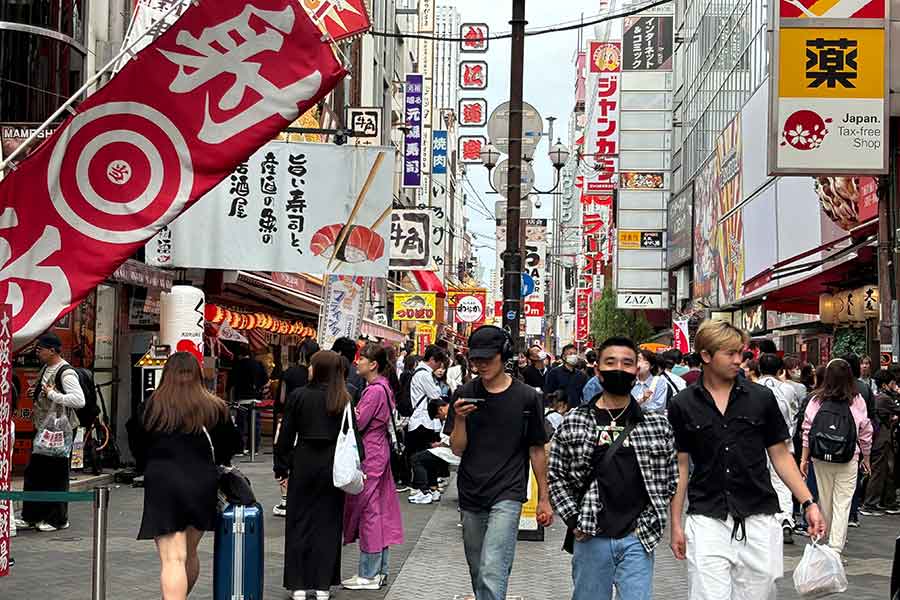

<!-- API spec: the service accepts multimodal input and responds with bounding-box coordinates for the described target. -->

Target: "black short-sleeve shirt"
[446,377,548,511]
[667,376,789,520]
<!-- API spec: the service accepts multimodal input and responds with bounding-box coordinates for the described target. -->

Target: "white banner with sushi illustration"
[147,142,394,277]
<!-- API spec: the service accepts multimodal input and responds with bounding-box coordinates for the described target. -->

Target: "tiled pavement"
[3,455,897,599]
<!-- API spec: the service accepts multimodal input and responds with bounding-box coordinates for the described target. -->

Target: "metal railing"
[0,487,110,600]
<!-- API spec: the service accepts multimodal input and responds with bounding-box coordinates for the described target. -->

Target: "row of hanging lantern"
[204,303,317,337]
[819,285,879,325]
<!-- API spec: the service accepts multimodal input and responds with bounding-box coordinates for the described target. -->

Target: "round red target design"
[48,101,193,244]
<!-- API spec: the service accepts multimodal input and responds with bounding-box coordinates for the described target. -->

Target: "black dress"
[274,384,352,591]
[132,411,239,540]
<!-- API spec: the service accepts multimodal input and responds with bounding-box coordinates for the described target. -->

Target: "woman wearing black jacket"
[274,350,360,600]
[131,352,240,600]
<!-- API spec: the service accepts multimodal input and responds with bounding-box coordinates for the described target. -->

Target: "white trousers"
[813,458,858,552]
[768,445,795,528]
[685,514,784,600]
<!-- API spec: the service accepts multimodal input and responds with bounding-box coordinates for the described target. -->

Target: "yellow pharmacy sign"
[779,28,884,99]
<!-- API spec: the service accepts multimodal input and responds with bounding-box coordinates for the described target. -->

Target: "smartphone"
[460,398,483,407]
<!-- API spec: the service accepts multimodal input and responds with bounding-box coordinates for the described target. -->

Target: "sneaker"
[884,506,900,515]
[13,518,31,530]
[273,503,287,517]
[342,575,381,590]
[291,592,307,600]
[408,490,433,505]
[783,525,794,545]
[395,485,411,493]
[859,506,884,517]
[36,521,69,532]
[9,528,16,538]
[315,592,331,600]
[379,574,388,587]
[429,490,441,502]
[848,517,860,528]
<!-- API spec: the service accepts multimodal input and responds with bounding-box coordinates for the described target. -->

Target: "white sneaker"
[315,591,331,600]
[408,490,433,504]
[273,503,287,517]
[36,521,69,532]
[342,575,381,590]
[13,518,31,530]
[395,485,411,493]
[291,591,307,600]
[379,574,388,587]
[429,490,442,502]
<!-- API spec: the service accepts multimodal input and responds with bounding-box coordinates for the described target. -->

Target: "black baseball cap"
[468,326,507,360]
[36,332,62,352]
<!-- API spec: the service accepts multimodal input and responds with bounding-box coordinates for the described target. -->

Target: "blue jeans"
[461,500,523,600]
[359,548,390,579]
[798,463,819,528]
[572,533,654,600]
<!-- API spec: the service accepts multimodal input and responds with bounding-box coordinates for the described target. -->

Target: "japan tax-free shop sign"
[768,0,889,175]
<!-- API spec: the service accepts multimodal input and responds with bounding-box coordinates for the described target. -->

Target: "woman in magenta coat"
[342,343,404,590]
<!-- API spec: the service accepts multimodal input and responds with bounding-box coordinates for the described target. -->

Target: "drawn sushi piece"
[310,223,386,263]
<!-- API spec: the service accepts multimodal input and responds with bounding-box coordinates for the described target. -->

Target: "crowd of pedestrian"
[10,320,900,600]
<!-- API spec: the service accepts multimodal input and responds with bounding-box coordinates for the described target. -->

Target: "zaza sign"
[616,291,665,310]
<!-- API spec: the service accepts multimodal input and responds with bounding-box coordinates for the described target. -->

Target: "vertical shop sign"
[622,16,674,71]
[458,135,486,164]
[459,61,488,90]
[459,98,488,127]
[575,288,592,343]
[584,41,621,195]
[0,304,11,578]
[673,318,690,353]
[524,220,547,315]
[317,275,367,350]
[403,73,424,187]
[417,0,435,196]
[769,1,888,174]
[432,130,448,175]
[347,107,381,145]
[460,23,489,52]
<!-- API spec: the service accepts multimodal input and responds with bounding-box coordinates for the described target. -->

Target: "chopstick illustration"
[327,151,386,272]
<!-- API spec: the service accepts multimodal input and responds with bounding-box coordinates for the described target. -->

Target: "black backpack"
[396,366,432,418]
[34,365,99,427]
[809,398,858,463]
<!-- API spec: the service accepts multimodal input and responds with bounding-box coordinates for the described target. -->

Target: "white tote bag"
[333,402,365,495]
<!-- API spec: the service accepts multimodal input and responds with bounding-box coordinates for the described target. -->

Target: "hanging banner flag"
[0,305,10,578]
[146,143,393,277]
[673,319,690,353]
[403,73,424,188]
[0,0,346,349]
[115,0,193,72]
[301,0,371,42]
[317,275,367,351]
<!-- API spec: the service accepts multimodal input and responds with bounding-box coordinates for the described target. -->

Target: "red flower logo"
[781,110,832,150]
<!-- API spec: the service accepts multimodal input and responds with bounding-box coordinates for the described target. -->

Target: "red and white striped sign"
[0,0,345,348]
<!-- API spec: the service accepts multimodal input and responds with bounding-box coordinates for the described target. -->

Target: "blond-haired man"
[667,320,826,599]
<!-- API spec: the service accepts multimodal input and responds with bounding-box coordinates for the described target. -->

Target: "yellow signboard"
[392,292,437,321]
[779,28,884,99]
[618,230,642,249]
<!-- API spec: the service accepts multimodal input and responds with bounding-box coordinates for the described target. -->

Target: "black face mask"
[599,369,637,396]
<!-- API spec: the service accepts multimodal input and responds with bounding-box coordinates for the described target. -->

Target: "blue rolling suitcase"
[214,503,265,600]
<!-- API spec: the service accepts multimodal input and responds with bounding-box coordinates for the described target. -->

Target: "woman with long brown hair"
[801,358,873,554]
[133,352,240,600]
[274,350,358,600]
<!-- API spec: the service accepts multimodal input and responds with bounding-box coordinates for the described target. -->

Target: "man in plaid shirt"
[549,336,678,600]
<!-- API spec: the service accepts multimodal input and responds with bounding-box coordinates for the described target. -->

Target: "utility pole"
[502,0,527,349]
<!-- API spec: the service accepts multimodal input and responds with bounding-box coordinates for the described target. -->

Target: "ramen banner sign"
[147,142,393,277]
[393,292,437,321]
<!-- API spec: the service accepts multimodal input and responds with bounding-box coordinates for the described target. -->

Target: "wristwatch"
[801,499,816,512]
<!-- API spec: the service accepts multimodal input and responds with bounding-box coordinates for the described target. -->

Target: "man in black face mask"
[548,336,677,600]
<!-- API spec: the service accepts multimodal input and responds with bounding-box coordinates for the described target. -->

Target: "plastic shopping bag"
[333,403,365,495]
[33,410,74,458]
[793,540,848,597]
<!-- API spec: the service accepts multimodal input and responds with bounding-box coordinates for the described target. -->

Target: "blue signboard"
[432,130,448,175]
[521,273,535,297]
[403,74,423,188]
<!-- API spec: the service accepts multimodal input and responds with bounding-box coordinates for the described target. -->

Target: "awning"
[412,270,447,297]
[216,271,322,317]
[360,319,405,344]
[109,259,174,291]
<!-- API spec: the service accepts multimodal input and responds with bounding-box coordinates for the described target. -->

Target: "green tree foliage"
[589,285,654,345]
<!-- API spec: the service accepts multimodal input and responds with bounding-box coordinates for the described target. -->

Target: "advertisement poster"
[715,115,744,304]
[673,318,690,353]
[523,220,547,315]
[403,73,423,187]
[780,0,884,18]
[389,209,432,269]
[623,16,674,71]
[667,184,693,268]
[147,143,393,277]
[393,292,437,321]
[317,275,367,351]
[815,175,878,230]
[692,157,719,307]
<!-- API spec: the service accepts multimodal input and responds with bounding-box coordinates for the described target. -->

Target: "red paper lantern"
[204,304,219,323]
[244,314,257,330]
[228,311,241,328]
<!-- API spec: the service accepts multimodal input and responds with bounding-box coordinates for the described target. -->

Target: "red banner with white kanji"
[0,0,346,348]
[0,305,12,577]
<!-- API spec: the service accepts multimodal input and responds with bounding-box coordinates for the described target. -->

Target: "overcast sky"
[449,0,602,285]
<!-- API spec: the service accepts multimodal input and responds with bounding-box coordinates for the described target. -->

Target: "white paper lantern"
[160,285,205,361]
[819,293,836,325]
[857,285,880,319]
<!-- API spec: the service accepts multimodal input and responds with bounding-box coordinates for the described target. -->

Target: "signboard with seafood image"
[146,142,393,276]
[392,292,437,321]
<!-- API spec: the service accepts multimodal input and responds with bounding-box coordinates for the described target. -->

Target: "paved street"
[3,455,897,599]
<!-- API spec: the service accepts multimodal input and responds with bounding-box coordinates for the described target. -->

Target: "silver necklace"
[602,404,629,428]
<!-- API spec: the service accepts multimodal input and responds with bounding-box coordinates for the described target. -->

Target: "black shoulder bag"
[562,414,638,554]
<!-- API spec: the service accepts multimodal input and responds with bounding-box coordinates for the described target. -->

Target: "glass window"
[1,0,85,44]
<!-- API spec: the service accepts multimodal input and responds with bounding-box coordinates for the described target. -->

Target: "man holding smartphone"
[448,326,553,600]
